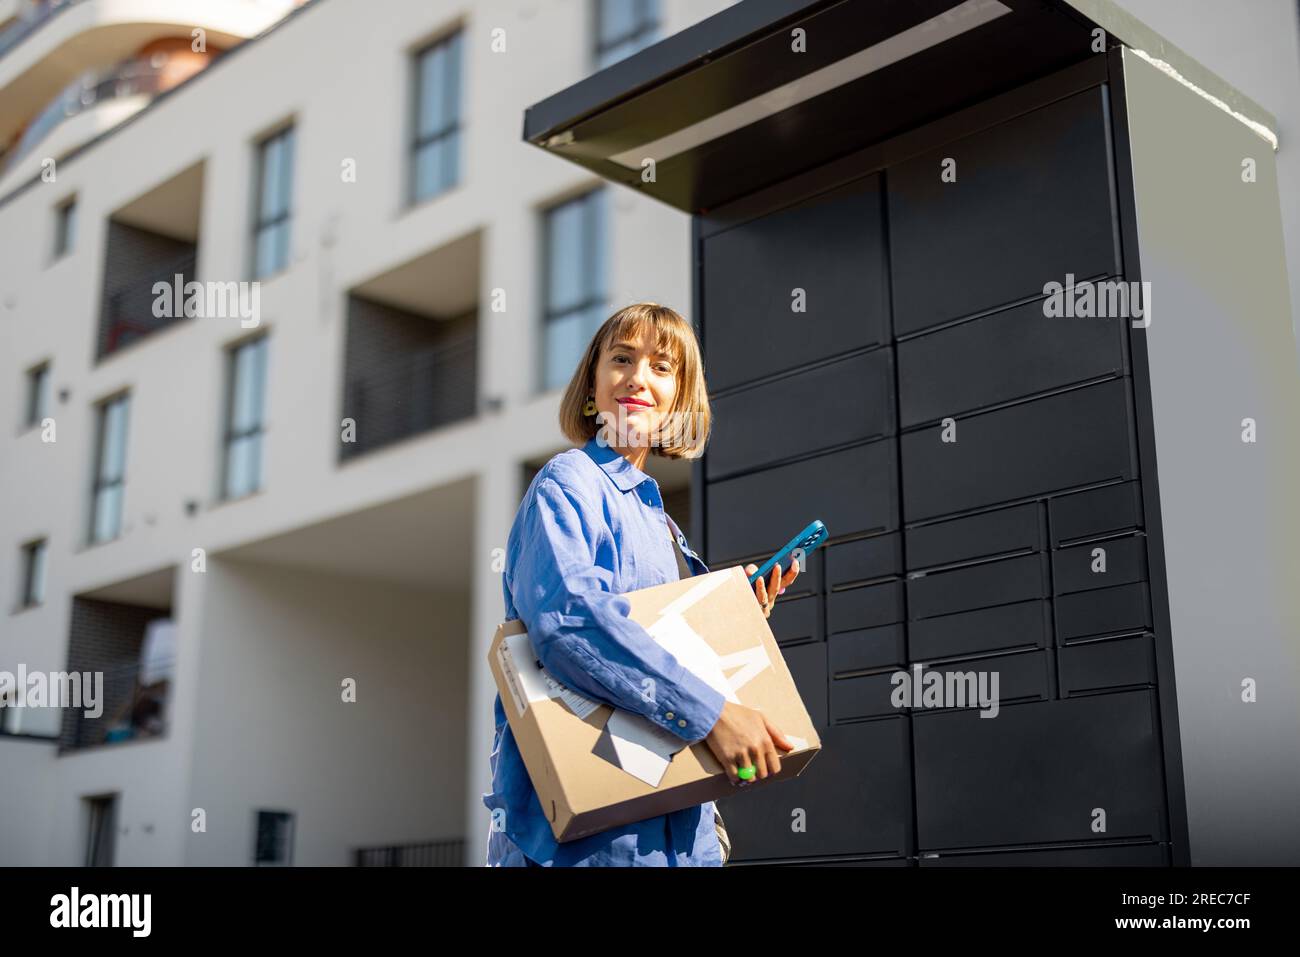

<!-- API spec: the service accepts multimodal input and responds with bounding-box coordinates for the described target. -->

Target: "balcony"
[0,41,216,190]
[0,0,298,170]
[355,838,466,867]
[340,232,482,461]
[60,566,175,753]
[96,159,203,360]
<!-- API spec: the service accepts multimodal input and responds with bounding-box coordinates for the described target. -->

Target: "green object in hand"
[737,765,756,781]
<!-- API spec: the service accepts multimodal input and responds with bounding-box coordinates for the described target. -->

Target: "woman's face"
[592,331,678,452]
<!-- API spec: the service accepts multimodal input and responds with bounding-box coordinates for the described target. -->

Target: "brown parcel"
[487,563,821,843]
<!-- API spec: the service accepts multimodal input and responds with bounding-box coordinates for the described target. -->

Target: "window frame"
[539,187,608,392]
[18,538,47,609]
[220,334,269,501]
[408,28,464,206]
[592,0,661,71]
[88,392,130,546]
[251,125,296,280]
[24,360,50,429]
[253,809,295,866]
[52,196,77,260]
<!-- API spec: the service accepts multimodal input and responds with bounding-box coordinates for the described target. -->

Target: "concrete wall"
[182,558,466,866]
[1110,0,1300,365]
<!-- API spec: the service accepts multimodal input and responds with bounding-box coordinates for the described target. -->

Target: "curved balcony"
[0,52,161,186]
[0,0,298,153]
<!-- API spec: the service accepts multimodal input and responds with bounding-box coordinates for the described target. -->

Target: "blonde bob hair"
[559,302,712,460]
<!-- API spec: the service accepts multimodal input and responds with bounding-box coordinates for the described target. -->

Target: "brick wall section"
[59,596,169,750]
[340,296,477,460]
[96,220,196,359]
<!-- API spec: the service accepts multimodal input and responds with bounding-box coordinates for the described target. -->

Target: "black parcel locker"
[524,0,1300,866]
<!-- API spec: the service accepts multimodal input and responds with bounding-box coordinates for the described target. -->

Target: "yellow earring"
[582,396,597,416]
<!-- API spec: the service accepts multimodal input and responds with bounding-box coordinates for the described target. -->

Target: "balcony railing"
[2,54,165,178]
[62,658,171,751]
[355,838,466,867]
[0,0,82,60]
[341,329,477,460]
[100,247,196,357]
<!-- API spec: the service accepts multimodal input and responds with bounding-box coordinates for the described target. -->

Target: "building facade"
[0,0,727,867]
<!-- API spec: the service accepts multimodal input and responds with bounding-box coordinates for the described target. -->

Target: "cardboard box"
[487,564,822,843]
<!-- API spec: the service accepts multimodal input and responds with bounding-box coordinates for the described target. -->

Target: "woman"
[482,302,801,867]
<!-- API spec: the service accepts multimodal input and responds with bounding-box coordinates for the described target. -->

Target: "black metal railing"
[3,54,167,178]
[62,658,171,751]
[100,248,197,357]
[0,0,82,60]
[355,838,466,867]
[341,330,477,460]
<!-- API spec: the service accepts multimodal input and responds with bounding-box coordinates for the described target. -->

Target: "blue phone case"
[747,520,829,585]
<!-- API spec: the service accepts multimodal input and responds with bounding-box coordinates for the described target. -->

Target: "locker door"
[914,690,1167,851]
[703,175,889,392]
[888,88,1119,335]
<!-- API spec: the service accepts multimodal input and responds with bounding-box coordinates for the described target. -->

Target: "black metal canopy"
[521,0,1126,213]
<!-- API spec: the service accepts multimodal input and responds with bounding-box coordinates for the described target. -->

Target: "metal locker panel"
[789,857,912,867]
[888,88,1118,336]
[920,843,1169,866]
[897,296,1126,428]
[719,718,910,860]
[831,671,900,721]
[768,594,818,645]
[707,441,897,564]
[1056,582,1152,642]
[702,175,889,392]
[900,378,1136,521]
[909,599,1052,661]
[780,640,828,733]
[905,502,1044,572]
[914,690,1167,851]
[827,580,905,634]
[906,553,1048,620]
[826,533,903,588]
[903,649,1049,710]
[1053,534,1148,595]
[829,624,906,674]
[1060,635,1156,694]
[1050,480,1145,545]
[707,350,894,480]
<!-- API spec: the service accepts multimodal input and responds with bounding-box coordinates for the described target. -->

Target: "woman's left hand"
[743,560,800,619]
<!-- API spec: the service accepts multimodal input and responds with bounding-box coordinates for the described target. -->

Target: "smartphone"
[747,520,829,585]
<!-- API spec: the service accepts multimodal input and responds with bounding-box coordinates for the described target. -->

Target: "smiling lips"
[617,397,653,409]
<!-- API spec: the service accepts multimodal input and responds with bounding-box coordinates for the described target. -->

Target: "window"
[84,795,118,866]
[89,393,130,545]
[222,336,269,499]
[53,198,76,259]
[254,810,294,865]
[24,361,50,428]
[410,30,463,204]
[594,0,660,69]
[541,189,608,391]
[252,126,295,279]
[18,539,47,608]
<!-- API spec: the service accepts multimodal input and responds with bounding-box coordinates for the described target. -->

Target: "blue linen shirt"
[482,436,727,866]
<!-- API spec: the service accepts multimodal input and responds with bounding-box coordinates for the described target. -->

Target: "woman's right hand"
[705,700,795,787]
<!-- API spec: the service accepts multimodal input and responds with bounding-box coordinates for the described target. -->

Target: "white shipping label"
[501,632,600,720]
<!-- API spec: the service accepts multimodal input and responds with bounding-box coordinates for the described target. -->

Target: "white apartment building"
[0,0,734,866]
[2,0,1297,869]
